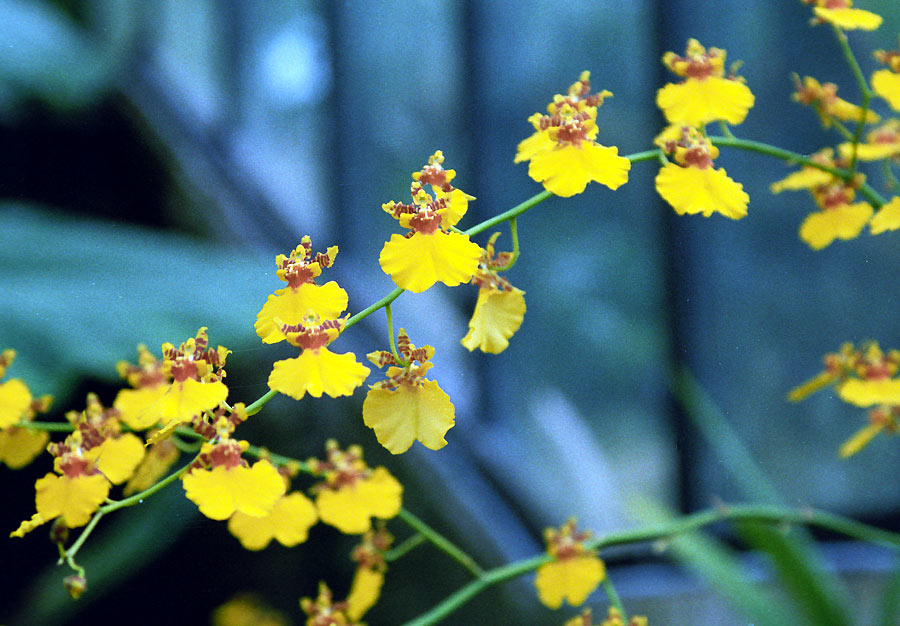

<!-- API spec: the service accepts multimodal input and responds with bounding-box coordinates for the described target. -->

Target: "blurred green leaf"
[632,497,797,626]
[0,0,137,109]
[674,366,853,625]
[737,522,851,626]
[0,204,272,404]
[877,561,900,626]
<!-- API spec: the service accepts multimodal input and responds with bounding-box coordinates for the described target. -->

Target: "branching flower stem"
[831,24,873,173]
[61,457,195,573]
[400,504,900,626]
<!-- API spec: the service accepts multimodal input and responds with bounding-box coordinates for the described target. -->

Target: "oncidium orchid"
[516,71,630,197]
[255,237,349,344]
[379,152,482,293]
[657,39,755,127]
[363,329,455,454]
[534,518,605,609]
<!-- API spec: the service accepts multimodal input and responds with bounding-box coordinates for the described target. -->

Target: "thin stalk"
[709,135,887,206]
[62,459,195,568]
[397,508,484,578]
[601,576,626,619]
[491,217,520,272]
[384,533,427,562]
[831,23,873,173]
[385,304,406,365]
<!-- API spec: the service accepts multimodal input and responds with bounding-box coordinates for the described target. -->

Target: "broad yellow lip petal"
[379,231,481,293]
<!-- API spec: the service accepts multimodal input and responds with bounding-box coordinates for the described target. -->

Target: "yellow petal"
[528,143,630,197]
[182,460,285,521]
[655,164,748,219]
[871,197,900,235]
[814,7,882,30]
[657,77,754,126]
[515,128,555,163]
[770,168,834,194]
[156,379,229,427]
[838,141,900,162]
[0,427,48,469]
[787,371,837,402]
[268,348,369,400]
[872,69,900,112]
[379,231,482,293]
[346,567,385,621]
[838,378,900,407]
[113,386,169,430]
[255,283,349,344]
[534,555,605,609]
[316,467,402,534]
[839,423,884,458]
[228,491,318,550]
[11,512,47,538]
[799,203,873,249]
[124,439,180,495]
[363,381,456,454]
[0,378,32,429]
[85,434,146,485]
[35,472,111,528]
[434,188,471,228]
[461,287,526,354]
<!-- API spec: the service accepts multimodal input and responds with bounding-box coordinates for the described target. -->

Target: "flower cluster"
[516,71,631,197]
[653,39,753,219]
[255,240,371,401]
[534,518,605,609]
[791,341,900,456]
[13,394,145,535]
[117,327,230,443]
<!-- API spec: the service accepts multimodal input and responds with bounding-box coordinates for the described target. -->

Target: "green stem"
[464,190,552,237]
[400,504,900,626]
[709,135,887,206]
[831,23,872,174]
[345,287,405,330]
[385,304,406,365]
[246,389,278,416]
[62,459,195,568]
[384,533,427,562]
[491,217,520,272]
[397,508,484,578]
[717,120,735,139]
[17,420,75,432]
[243,442,312,474]
[601,576,626,619]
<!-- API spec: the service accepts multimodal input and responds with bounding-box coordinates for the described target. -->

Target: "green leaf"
[632,498,797,626]
[737,522,851,626]
[0,204,272,403]
[876,561,900,626]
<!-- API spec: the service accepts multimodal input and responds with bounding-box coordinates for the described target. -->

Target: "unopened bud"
[50,519,69,546]
[64,575,87,599]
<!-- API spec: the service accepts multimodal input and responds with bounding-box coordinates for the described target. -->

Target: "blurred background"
[2,0,900,624]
